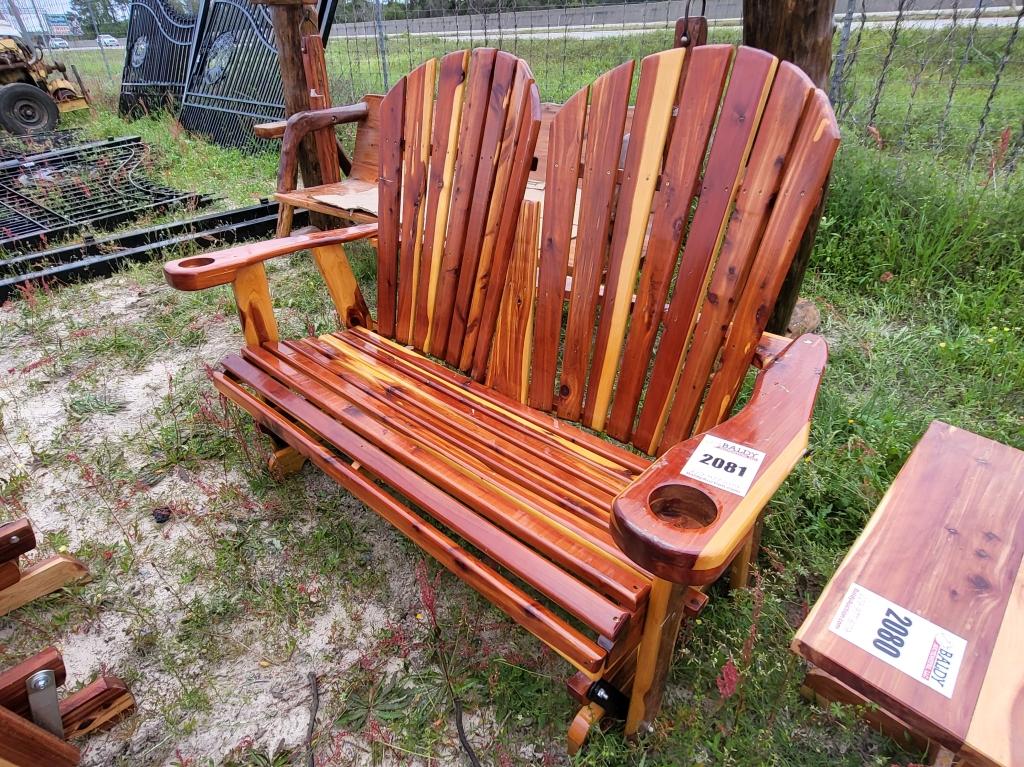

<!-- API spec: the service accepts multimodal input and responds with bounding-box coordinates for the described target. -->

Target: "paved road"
[328,1,1019,39]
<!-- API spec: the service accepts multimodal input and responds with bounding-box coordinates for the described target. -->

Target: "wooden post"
[254,0,334,231]
[742,0,836,334]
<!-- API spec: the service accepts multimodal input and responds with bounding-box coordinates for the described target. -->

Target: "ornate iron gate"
[178,0,338,151]
[119,0,200,117]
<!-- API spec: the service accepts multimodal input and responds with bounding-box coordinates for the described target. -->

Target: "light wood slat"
[632,47,778,455]
[659,62,812,448]
[211,371,608,674]
[341,326,649,476]
[430,48,497,358]
[312,334,632,501]
[528,86,588,412]
[605,45,734,442]
[469,63,543,380]
[488,200,540,402]
[288,338,621,518]
[376,76,406,337]
[395,57,437,344]
[445,52,519,367]
[232,262,278,346]
[351,94,383,182]
[694,89,840,435]
[254,343,650,610]
[583,48,687,432]
[415,50,470,353]
[220,353,631,639]
[311,243,373,330]
[556,61,634,422]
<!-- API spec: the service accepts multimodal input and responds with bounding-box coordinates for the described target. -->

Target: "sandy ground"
[0,270,562,766]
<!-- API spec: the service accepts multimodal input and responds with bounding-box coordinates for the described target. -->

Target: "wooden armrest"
[612,334,827,585]
[254,120,287,139]
[278,102,370,194]
[163,224,378,291]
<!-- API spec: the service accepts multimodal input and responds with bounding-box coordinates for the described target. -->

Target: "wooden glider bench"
[0,518,89,617]
[0,646,135,766]
[165,46,840,750]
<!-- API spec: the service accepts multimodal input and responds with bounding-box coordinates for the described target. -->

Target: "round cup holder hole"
[179,257,215,268]
[648,484,718,530]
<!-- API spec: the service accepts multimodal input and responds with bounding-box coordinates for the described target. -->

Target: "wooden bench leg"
[727,516,764,591]
[0,556,90,617]
[268,445,307,479]
[60,676,136,738]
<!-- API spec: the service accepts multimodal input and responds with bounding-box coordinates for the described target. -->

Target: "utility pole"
[742,0,837,334]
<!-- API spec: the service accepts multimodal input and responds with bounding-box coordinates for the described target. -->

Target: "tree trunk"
[742,0,836,335]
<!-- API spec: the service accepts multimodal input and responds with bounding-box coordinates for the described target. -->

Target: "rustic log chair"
[165,46,840,750]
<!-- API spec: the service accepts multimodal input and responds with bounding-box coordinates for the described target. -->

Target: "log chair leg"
[0,556,90,617]
[276,203,295,238]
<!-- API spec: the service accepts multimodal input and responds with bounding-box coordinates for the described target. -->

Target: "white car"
[97,35,119,47]
[49,37,69,49]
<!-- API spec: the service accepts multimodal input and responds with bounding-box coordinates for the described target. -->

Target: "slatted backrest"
[488,45,839,456]
[375,49,542,373]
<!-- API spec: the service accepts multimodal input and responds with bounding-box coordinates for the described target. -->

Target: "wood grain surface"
[793,422,1024,764]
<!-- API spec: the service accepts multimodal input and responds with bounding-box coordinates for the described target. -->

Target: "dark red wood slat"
[395,58,436,344]
[632,47,777,455]
[376,75,406,338]
[413,50,470,353]
[661,62,814,448]
[469,63,544,379]
[220,352,630,639]
[527,85,588,412]
[555,60,634,422]
[605,45,734,442]
[430,48,498,358]
[445,51,519,367]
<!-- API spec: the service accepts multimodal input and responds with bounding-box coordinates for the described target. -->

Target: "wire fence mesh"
[1,0,1021,176]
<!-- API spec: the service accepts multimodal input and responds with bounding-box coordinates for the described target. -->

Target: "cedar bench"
[166,46,839,750]
[793,422,1024,767]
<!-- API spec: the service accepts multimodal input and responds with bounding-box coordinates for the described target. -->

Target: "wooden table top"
[793,421,1024,767]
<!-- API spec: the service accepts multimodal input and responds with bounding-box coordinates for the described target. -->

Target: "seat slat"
[632,47,778,455]
[605,45,734,442]
[221,352,631,639]
[211,371,608,674]
[528,86,588,412]
[415,51,470,353]
[555,61,634,422]
[341,326,649,476]
[584,47,687,432]
[315,334,632,502]
[660,62,813,448]
[430,48,498,359]
[395,58,437,344]
[258,344,650,611]
[285,338,621,525]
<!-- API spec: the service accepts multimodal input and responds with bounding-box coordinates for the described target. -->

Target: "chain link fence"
[2,0,1022,175]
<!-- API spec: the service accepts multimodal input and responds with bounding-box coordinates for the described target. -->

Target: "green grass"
[1,24,1022,767]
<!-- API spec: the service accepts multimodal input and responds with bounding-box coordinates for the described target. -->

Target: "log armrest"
[612,334,827,585]
[277,101,370,195]
[163,224,378,291]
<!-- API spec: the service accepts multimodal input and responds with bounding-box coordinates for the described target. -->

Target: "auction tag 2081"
[829,583,967,699]
[680,435,766,497]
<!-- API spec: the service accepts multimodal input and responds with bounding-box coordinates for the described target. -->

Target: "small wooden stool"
[0,647,135,766]
[0,518,89,616]
[793,421,1024,767]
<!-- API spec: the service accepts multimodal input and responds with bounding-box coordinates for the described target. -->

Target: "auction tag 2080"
[829,583,967,699]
